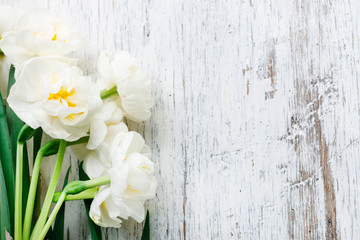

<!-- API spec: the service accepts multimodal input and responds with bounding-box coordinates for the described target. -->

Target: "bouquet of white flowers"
[0,5,156,240]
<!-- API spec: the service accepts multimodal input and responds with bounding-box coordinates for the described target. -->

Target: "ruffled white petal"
[7,56,101,141]
[78,122,156,227]
[97,50,154,122]
[0,56,12,98]
[0,9,83,66]
[89,187,122,228]
[87,102,123,150]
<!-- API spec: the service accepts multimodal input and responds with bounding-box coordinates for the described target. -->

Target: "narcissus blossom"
[108,149,156,201]
[0,5,24,98]
[78,122,129,178]
[87,101,123,150]
[0,5,24,36]
[82,122,151,178]
[0,9,83,66]
[7,56,101,141]
[97,50,154,122]
[76,122,156,227]
[89,148,156,227]
[89,186,146,228]
[0,4,157,236]
[90,132,155,227]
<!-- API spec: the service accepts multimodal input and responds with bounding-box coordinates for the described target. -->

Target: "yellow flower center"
[33,31,64,42]
[48,86,77,107]
[101,201,108,210]
[51,33,57,41]
[127,185,141,193]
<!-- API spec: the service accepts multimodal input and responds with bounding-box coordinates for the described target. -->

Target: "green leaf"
[22,143,30,221]
[141,210,150,240]
[6,66,31,224]
[51,165,71,240]
[33,128,42,221]
[0,92,14,236]
[33,128,43,163]
[5,66,19,231]
[0,153,11,240]
[6,65,21,169]
[79,162,102,240]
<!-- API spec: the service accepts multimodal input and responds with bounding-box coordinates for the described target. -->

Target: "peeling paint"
[7,0,360,239]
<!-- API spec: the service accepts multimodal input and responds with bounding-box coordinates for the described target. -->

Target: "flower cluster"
[0,5,156,230]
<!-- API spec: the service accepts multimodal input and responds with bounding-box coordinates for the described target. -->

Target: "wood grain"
[2,0,360,239]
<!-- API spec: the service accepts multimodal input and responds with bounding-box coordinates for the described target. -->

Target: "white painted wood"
[2,0,360,239]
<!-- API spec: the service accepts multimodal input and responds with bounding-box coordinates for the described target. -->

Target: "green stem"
[22,151,44,240]
[53,187,98,202]
[38,176,110,239]
[22,137,88,240]
[23,138,61,240]
[83,175,111,189]
[32,129,42,223]
[100,86,118,100]
[15,142,24,240]
[30,140,67,239]
[38,192,66,240]
[59,175,110,196]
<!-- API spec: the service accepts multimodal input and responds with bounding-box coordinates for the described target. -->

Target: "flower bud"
[17,124,35,143]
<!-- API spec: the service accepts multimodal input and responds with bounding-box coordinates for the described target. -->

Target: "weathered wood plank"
[2,0,360,239]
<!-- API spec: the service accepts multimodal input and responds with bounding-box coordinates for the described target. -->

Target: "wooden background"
[2,0,360,239]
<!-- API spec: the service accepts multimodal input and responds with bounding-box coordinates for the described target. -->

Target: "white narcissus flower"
[0,5,24,98]
[97,50,154,122]
[7,56,101,141]
[81,123,129,179]
[0,5,24,36]
[109,150,156,201]
[87,101,123,150]
[0,9,83,66]
[76,122,156,227]
[89,152,156,227]
[89,131,155,227]
[90,186,147,228]
[82,122,150,179]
